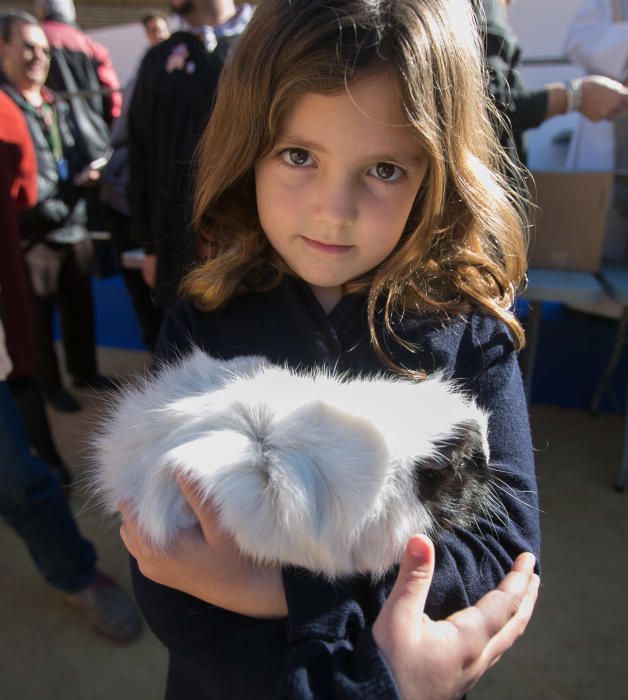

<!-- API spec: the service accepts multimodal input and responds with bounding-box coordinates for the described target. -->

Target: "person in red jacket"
[0,89,142,645]
[0,68,72,481]
[0,88,37,376]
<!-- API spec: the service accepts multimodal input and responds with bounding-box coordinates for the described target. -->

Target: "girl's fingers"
[388,535,435,620]
[509,552,537,575]
[447,555,537,659]
[175,473,223,541]
[375,535,434,642]
[117,502,145,558]
[116,500,132,520]
[477,573,540,677]
[119,515,138,556]
[176,473,206,516]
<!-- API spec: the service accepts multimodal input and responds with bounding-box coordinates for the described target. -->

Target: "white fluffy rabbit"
[92,350,494,578]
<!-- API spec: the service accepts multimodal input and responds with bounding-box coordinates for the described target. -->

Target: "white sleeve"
[564,0,628,80]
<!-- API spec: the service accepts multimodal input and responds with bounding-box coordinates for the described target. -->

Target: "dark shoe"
[73,374,117,391]
[47,388,82,413]
[62,572,142,644]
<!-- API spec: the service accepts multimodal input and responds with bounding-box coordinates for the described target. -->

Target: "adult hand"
[373,537,539,700]
[118,476,288,618]
[73,167,102,187]
[579,75,628,122]
[140,253,158,289]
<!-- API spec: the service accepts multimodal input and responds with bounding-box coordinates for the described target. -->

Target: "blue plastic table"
[520,268,605,403]
[593,265,628,491]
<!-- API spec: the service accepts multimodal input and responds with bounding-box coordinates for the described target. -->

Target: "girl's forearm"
[195,563,288,619]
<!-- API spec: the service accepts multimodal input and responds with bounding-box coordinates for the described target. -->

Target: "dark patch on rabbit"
[414,421,494,532]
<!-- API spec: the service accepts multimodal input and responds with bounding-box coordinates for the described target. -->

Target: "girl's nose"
[312,176,358,230]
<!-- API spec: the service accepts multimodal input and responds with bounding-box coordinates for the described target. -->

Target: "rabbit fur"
[92,349,494,578]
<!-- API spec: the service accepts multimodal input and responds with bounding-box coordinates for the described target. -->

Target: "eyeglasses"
[21,40,51,60]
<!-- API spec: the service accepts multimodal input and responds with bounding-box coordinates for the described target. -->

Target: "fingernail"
[408,537,425,560]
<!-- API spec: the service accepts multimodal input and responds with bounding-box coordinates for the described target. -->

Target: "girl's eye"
[280,148,313,167]
[370,162,403,182]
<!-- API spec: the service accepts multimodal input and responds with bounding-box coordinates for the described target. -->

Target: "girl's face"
[255,69,428,312]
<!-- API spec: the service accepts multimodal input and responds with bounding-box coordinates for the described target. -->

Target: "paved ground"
[1,346,627,699]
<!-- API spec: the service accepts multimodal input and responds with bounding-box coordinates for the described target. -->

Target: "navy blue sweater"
[131,277,540,699]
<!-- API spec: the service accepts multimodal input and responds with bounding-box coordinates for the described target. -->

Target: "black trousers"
[8,376,65,469]
[104,206,163,352]
[31,246,98,395]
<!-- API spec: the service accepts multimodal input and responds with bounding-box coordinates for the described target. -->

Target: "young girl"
[119,0,540,696]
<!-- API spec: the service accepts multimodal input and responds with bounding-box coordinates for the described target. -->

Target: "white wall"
[508,0,582,57]
[508,0,585,88]
[87,23,149,87]
[504,1,598,170]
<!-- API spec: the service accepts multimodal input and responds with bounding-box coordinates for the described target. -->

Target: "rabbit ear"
[166,430,254,490]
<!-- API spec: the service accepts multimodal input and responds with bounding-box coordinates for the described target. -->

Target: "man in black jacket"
[0,12,109,411]
[128,0,253,308]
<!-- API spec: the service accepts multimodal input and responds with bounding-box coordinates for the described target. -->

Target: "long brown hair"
[182,0,529,367]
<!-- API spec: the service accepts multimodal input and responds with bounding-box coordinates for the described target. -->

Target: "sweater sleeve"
[279,315,539,694]
[278,625,400,699]
[425,316,540,618]
[278,569,401,698]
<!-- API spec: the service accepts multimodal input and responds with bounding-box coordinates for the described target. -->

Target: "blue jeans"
[0,381,97,592]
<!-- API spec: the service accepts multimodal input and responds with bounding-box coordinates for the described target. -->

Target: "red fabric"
[0,91,38,378]
[43,20,122,121]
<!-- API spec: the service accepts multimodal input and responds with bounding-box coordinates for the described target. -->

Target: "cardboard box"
[528,171,613,272]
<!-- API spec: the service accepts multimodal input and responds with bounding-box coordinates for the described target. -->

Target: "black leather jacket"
[1,83,89,245]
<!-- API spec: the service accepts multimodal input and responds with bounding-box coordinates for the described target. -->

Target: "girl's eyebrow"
[275,136,328,153]
[275,134,425,167]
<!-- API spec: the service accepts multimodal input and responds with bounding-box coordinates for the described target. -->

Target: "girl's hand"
[118,476,288,618]
[373,538,539,700]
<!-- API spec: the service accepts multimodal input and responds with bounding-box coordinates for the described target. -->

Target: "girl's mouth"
[301,236,353,254]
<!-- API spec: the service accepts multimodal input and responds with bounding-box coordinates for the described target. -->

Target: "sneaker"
[73,374,118,391]
[62,572,142,644]
[47,388,82,413]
